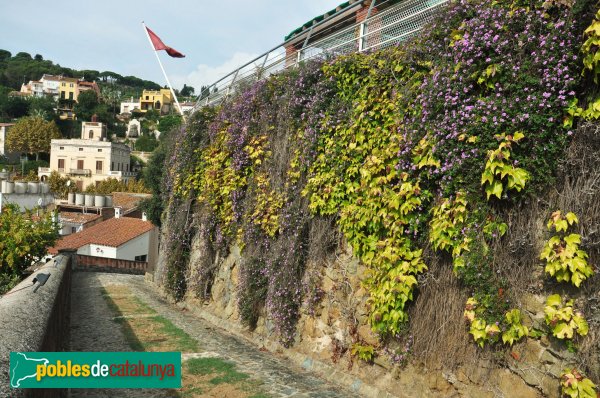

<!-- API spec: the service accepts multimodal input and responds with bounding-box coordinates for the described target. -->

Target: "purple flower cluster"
[408,0,581,192]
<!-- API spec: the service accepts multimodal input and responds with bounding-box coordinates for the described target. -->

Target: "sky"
[0,0,344,93]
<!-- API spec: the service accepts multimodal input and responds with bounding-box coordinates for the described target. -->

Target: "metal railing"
[69,168,91,176]
[193,0,447,110]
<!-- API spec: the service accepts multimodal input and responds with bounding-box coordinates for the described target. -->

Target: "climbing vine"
[156,0,597,381]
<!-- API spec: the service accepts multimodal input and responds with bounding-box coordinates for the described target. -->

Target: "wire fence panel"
[194,0,447,109]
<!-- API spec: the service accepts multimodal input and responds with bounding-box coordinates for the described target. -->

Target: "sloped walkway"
[69,272,359,398]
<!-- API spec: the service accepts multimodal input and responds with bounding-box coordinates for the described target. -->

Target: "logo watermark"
[10,352,181,389]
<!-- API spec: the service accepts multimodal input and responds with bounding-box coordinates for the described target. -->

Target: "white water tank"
[75,193,85,206]
[84,194,94,207]
[28,182,39,194]
[15,182,27,194]
[94,195,106,207]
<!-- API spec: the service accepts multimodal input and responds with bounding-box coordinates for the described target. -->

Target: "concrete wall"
[0,253,72,398]
[0,192,55,212]
[116,233,150,261]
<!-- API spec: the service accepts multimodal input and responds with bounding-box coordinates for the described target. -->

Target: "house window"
[89,130,94,138]
[60,91,65,99]
[59,146,64,150]
[79,148,83,151]
[77,159,84,170]
[135,255,147,262]
[70,83,74,88]
[111,162,114,170]
[145,96,149,100]
[71,227,77,233]
[62,83,66,87]
[69,92,73,100]
[96,161,103,173]
[58,159,65,172]
[98,149,102,152]
[126,164,129,172]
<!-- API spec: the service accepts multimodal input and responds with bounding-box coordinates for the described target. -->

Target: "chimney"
[142,212,148,222]
[91,114,98,123]
[115,207,122,218]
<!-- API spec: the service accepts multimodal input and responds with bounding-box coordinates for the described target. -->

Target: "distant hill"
[0,50,161,93]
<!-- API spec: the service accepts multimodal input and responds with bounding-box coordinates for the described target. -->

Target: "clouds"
[171,51,260,91]
[1,0,345,87]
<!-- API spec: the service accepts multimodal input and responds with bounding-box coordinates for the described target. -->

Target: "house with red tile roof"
[58,211,103,235]
[49,216,158,265]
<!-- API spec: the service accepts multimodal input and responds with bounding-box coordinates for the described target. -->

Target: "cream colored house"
[0,123,18,163]
[38,121,134,190]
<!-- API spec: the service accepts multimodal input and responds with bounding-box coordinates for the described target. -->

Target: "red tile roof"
[49,217,154,254]
[59,212,102,225]
[113,192,151,212]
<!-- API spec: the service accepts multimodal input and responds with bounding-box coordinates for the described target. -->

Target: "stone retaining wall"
[0,253,72,398]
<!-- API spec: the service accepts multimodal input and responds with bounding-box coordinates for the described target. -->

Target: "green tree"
[85,177,149,195]
[73,90,99,121]
[134,134,158,152]
[28,96,56,120]
[6,116,61,160]
[0,49,11,62]
[139,144,167,226]
[158,114,182,135]
[0,204,59,294]
[48,171,73,199]
[0,95,30,120]
[180,84,195,97]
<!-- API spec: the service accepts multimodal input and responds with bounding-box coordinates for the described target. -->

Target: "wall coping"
[0,254,71,397]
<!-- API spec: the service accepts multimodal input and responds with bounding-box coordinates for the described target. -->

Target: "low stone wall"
[0,254,72,398]
[75,254,147,274]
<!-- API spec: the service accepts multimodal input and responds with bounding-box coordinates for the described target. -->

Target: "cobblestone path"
[69,272,360,398]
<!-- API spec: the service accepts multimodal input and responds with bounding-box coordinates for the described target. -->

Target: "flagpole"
[141,21,186,123]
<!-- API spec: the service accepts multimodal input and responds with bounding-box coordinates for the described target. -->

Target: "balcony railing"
[194,0,447,109]
[69,168,91,176]
[108,170,137,178]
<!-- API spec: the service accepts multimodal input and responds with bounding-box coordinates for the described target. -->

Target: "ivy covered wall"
[155,0,600,395]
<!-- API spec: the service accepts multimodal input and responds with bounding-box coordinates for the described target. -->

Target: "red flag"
[145,26,185,58]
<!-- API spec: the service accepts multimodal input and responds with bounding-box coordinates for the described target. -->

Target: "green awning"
[284,1,352,41]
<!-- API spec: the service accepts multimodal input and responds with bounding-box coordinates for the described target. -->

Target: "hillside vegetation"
[154,0,600,395]
[0,49,160,92]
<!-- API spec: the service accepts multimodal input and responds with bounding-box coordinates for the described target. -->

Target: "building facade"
[0,123,18,163]
[20,80,44,97]
[38,121,134,190]
[39,74,61,99]
[120,97,141,114]
[140,89,172,114]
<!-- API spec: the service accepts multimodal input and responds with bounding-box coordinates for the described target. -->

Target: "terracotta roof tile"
[59,212,102,225]
[50,217,154,254]
[113,192,151,212]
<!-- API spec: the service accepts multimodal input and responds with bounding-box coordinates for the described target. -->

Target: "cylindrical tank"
[15,182,27,194]
[94,195,106,207]
[68,192,76,204]
[84,194,94,207]
[27,182,39,194]
[105,195,113,207]
[3,181,14,194]
[75,193,85,206]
